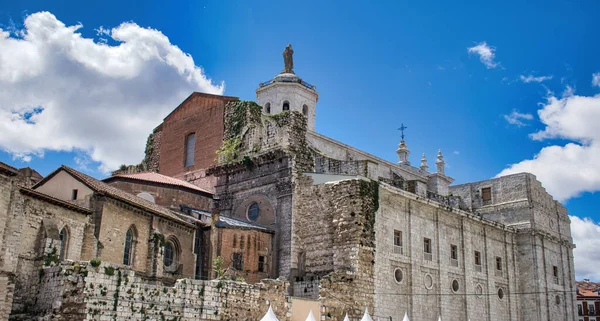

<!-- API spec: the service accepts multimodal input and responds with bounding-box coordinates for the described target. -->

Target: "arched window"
[59,226,70,261]
[123,226,137,266]
[265,103,271,114]
[247,202,260,222]
[163,236,180,271]
[282,101,290,111]
[184,133,196,167]
[302,104,308,116]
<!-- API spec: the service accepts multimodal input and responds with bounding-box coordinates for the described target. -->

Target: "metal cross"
[398,123,408,140]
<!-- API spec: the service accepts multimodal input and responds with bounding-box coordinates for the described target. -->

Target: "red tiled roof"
[577,280,600,298]
[104,172,212,195]
[34,166,194,228]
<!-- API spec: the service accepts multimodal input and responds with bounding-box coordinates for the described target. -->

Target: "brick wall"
[159,93,238,178]
[216,228,273,283]
[104,179,212,210]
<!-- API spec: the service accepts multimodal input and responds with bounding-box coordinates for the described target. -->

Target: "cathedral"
[0,45,577,321]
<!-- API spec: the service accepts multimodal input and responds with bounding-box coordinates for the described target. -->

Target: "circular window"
[424,274,433,289]
[497,288,504,300]
[394,268,403,284]
[555,295,561,305]
[163,241,174,267]
[475,284,483,298]
[247,203,260,222]
[451,279,460,293]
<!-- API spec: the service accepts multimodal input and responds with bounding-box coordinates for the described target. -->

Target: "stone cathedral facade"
[0,46,577,321]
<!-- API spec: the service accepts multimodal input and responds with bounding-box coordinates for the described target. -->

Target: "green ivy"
[90,257,102,267]
[216,137,242,163]
[223,100,263,139]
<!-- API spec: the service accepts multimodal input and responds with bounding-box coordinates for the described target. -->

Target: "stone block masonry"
[23,261,291,321]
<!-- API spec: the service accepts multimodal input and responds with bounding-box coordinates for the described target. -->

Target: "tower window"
[282,101,290,111]
[184,133,195,167]
[265,103,271,114]
[258,256,265,272]
[474,251,481,265]
[496,257,502,270]
[302,104,308,116]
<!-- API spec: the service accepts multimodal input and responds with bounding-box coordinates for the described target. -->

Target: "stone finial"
[436,149,445,175]
[420,153,429,172]
[396,140,410,165]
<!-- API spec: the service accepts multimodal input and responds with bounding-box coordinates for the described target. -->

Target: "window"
[233,253,243,270]
[247,202,260,222]
[258,256,265,272]
[394,268,403,283]
[474,251,481,265]
[164,241,175,267]
[497,288,504,300]
[553,266,559,284]
[496,257,502,270]
[282,101,290,111]
[578,304,582,316]
[590,304,596,315]
[265,103,271,114]
[59,227,69,261]
[451,279,460,292]
[481,187,492,202]
[394,230,402,247]
[423,238,431,253]
[71,189,78,200]
[184,133,196,167]
[451,245,458,260]
[302,104,308,116]
[123,226,136,266]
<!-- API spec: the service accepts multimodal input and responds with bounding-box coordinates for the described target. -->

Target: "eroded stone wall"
[23,261,290,321]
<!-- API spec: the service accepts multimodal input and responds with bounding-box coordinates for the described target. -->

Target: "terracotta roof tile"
[43,166,194,227]
[105,172,211,195]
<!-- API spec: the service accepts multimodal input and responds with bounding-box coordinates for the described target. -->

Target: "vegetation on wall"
[359,180,379,247]
[223,101,263,139]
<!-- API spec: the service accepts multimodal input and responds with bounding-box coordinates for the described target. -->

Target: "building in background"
[577,280,600,321]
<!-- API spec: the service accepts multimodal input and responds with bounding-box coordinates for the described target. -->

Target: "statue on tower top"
[282,44,294,74]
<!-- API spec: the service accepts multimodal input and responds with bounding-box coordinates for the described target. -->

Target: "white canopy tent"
[260,305,280,321]
[360,308,373,321]
[305,310,317,321]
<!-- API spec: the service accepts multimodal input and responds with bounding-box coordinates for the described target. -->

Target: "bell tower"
[256,44,319,131]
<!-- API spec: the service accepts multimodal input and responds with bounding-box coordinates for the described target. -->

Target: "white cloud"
[453,150,460,155]
[0,12,224,173]
[498,85,600,202]
[592,72,600,88]
[571,216,600,281]
[503,109,534,127]
[467,42,499,69]
[520,74,553,83]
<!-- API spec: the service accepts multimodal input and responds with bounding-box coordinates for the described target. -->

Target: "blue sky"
[2,1,600,278]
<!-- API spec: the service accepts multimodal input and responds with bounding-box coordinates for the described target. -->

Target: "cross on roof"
[398,123,408,141]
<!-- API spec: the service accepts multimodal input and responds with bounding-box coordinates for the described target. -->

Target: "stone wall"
[374,183,521,321]
[7,191,92,315]
[22,261,290,321]
[291,175,377,320]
